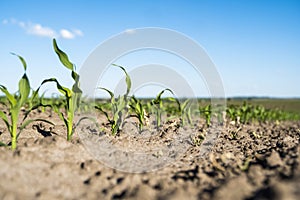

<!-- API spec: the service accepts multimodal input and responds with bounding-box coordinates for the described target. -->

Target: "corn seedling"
[0,53,53,150]
[95,64,131,135]
[239,102,252,124]
[151,88,174,129]
[178,99,193,126]
[200,104,211,126]
[34,39,82,141]
[227,105,237,122]
[129,96,147,132]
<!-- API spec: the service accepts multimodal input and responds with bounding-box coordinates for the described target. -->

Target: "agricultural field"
[0,40,300,200]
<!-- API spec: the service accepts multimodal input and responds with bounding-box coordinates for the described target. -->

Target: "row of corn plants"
[226,102,300,124]
[94,66,300,134]
[1,39,299,149]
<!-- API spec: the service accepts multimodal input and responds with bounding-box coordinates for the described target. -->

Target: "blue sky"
[0,0,299,98]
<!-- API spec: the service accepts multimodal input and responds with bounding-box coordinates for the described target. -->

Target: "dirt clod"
[267,151,283,168]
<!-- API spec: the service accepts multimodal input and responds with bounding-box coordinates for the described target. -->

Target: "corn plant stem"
[11,111,18,150]
[66,109,74,141]
[66,97,75,141]
[138,116,143,131]
[67,118,73,141]
[156,110,161,128]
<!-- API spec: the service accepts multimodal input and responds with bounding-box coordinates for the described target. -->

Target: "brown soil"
[0,110,299,200]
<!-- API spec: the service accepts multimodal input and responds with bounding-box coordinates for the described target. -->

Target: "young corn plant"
[0,53,53,150]
[129,96,147,132]
[95,64,131,135]
[165,97,193,126]
[200,104,211,126]
[34,39,82,141]
[239,102,252,124]
[227,105,237,122]
[151,88,174,129]
[178,99,193,127]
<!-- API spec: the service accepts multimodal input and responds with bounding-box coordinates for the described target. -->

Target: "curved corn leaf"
[167,96,181,111]
[0,85,17,106]
[98,87,114,102]
[112,64,131,95]
[157,88,174,100]
[95,105,111,122]
[0,110,11,132]
[23,103,53,121]
[39,78,72,98]
[75,116,99,129]
[53,38,74,71]
[131,96,138,104]
[10,53,27,71]
[153,88,174,105]
[58,112,68,125]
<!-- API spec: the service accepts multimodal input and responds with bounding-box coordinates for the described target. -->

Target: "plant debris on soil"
[0,110,300,200]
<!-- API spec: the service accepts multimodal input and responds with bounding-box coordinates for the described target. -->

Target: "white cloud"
[2,18,83,39]
[60,29,84,39]
[60,29,75,39]
[27,23,57,38]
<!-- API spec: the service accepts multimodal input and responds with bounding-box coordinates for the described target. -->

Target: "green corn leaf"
[30,89,40,104]
[71,71,82,93]
[181,99,191,111]
[0,85,17,106]
[40,78,72,98]
[153,88,174,105]
[111,122,119,135]
[53,38,74,71]
[18,74,30,106]
[71,70,80,82]
[23,103,53,121]
[167,97,181,111]
[58,112,69,128]
[112,64,131,95]
[116,96,126,112]
[75,116,99,129]
[10,53,27,71]
[129,104,136,111]
[0,110,11,132]
[131,96,138,104]
[136,103,142,113]
[0,141,7,147]
[98,87,114,102]
[72,82,82,94]
[95,105,111,122]
[75,93,82,109]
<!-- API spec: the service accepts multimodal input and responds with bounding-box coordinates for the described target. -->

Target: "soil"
[0,110,300,200]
